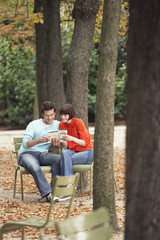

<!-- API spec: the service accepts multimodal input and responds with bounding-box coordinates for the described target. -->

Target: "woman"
[58,104,93,176]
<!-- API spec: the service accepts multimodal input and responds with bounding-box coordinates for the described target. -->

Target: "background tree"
[0,0,129,127]
[34,0,64,117]
[125,0,160,239]
[93,0,121,231]
[66,0,99,127]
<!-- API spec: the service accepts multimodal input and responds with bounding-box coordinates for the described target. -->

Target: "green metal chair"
[0,173,80,240]
[72,133,120,198]
[55,207,112,240]
[72,163,93,199]
[11,137,53,201]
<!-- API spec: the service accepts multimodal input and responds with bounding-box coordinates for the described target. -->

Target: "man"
[18,101,61,202]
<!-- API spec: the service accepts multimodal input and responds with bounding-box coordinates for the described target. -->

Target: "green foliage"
[0,39,36,126]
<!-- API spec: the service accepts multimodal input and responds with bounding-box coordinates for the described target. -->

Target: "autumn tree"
[125,0,160,239]
[66,0,100,127]
[93,0,121,231]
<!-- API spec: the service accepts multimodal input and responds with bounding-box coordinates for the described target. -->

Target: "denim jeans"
[61,149,94,176]
[18,151,61,198]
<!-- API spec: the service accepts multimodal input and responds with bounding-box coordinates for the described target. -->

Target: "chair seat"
[72,163,93,172]
[19,166,52,174]
[1,217,56,231]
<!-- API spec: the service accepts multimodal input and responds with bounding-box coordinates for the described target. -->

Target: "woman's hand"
[62,135,86,147]
[51,137,61,147]
[61,135,72,141]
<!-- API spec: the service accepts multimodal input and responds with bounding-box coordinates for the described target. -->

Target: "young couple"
[18,101,93,202]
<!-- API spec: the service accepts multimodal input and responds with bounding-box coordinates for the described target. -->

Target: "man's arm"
[26,136,48,148]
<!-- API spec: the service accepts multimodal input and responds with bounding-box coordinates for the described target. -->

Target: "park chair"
[10,137,53,201]
[55,207,112,240]
[72,133,120,198]
[0,173,80,240]
[11,137,94,200]
[72,163,93,199]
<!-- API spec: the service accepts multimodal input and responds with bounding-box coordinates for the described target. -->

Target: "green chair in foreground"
[55,207,112,240]
[0,173,80,240]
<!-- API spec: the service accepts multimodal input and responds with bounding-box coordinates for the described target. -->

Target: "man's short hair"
[41,101,56,114]
[59,104,75,120]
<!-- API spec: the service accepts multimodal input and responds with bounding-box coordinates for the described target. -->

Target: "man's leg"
[39,152,61,187]
[18,152,51,198]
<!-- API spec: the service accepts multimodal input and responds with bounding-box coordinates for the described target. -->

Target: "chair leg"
[39,228,44,240]
[13,169,19,199]
[0,231,3,240]
[22,227,25,240]
[20,173,24,201]
[114,174,120,194]
[80,173,83,194]
[90,167,93,199]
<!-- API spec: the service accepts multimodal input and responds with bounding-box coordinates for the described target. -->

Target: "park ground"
[0,126,126,239]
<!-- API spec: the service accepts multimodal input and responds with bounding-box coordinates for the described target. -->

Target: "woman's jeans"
[18,151,61,198]
[61,149,94,176]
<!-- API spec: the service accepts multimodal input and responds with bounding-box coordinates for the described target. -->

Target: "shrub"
[0,39,36,126]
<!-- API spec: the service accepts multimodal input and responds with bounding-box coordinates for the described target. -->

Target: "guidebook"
[48,129,67,142]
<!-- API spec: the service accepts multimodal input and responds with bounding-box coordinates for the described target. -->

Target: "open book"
[48,129,67,142]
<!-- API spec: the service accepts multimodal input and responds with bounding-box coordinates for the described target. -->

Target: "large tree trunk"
[43,0,64,118]
[35,0,64,118]
[125,1,160,239]
[66,0,99,127]
[93,0,121,232]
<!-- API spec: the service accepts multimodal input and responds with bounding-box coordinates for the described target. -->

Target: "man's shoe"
[39,193,52,203]
[46,193,52,202]
[54,196,61,202]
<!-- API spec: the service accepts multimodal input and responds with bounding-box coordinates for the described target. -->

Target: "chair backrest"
[13,137,23,153]
[45,173,80,226]
[55,207,112,240]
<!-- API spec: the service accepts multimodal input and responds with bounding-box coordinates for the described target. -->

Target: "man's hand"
[39,136,48,143]
[27,136,48,148]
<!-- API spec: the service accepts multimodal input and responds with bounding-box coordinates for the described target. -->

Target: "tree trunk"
[93,0,121,232]
[34,0,46,116]
[35,0,64,118]
[43,0,64,118]
[125,1,160,239]
[66,0,99,127]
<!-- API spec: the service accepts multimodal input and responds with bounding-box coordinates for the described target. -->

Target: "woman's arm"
[62,135,86,146]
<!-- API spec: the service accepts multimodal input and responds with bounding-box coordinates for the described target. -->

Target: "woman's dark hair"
[59,104,75,120]
[41,101,56,114]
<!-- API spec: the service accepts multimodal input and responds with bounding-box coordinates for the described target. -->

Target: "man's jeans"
[18,151,61,198]
[61,149,93,176]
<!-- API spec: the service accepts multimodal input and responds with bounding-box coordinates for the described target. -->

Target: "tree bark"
[125,1,160,239]
[93,0,121,232]
[66,0,99,127]
[43,0,64,118]
[34,0,46,116]
[34,0,64,118]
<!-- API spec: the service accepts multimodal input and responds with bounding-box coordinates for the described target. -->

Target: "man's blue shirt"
[18,119,59,156]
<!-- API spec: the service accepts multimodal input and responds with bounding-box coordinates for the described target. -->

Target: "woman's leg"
[72,150,94,165]
[61,149,75,176]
